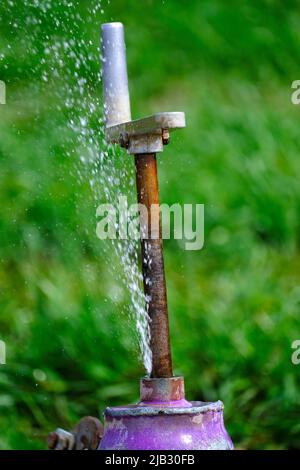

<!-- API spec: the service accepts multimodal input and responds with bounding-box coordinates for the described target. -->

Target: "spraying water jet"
[98,22,233,451]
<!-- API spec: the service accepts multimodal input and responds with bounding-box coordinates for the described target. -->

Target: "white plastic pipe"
[101,22,132,127]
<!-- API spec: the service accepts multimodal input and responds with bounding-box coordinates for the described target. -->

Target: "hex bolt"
[119,132,129,148]
[162,129,170,145]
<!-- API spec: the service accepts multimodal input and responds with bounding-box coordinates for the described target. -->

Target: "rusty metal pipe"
[135,153,173,378]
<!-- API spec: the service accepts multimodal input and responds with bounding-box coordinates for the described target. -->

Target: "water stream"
[1,0,152,374]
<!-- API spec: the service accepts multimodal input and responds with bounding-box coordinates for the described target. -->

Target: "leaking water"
[1,0,152,374]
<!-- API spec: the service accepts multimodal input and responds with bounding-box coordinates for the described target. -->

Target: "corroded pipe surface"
[135,153,173,378]
[140,377,186,403]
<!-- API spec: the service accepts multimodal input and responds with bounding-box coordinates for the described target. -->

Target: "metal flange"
[105,111,186,154]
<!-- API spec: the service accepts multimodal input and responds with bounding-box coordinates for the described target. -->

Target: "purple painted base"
[99,401,233,450]
[99,378,233,450]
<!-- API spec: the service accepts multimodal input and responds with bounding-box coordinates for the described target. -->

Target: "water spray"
[98,22,233,451]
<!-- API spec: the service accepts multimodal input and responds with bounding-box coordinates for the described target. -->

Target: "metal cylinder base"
[99,377,233,450]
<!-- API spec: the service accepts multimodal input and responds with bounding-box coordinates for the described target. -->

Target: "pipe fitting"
[140,376,186,403]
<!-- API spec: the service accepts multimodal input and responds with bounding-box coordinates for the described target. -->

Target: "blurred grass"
[1,0,300,449]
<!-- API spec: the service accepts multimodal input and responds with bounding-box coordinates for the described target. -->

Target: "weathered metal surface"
[135,153,173,378]
[128,134,164,154]
[140,376,185,403]
[47,428,75,450]
[103,401,224,417]
[107,112,186,141]
[73,416,104,450]
[106,112,185,154]
[48,417,103,450]
[99,401,233,450]
[100,377,232,450]
[101,23,131,127]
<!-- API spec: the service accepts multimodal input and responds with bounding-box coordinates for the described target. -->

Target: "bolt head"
[120,132,129,148]
[162,129,170,145]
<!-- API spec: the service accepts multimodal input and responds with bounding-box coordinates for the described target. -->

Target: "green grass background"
[1,0,300,449]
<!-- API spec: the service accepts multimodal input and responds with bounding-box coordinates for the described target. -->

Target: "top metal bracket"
[101,23,186,154]
[106,111,186,154]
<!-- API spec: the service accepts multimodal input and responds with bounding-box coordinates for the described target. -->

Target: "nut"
[162,129,169,145]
